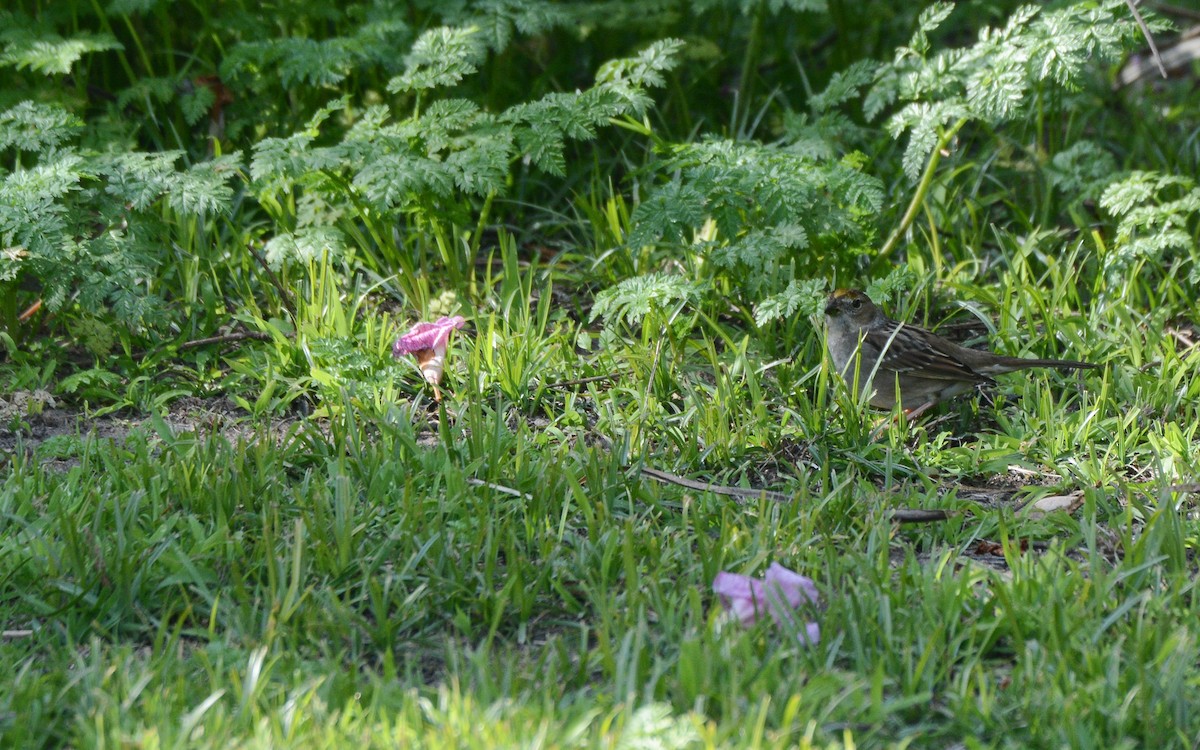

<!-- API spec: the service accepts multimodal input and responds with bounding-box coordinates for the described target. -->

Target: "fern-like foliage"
[591,272,702,328]
[250,36,682,223]
[264,227,349,270]
[0,102,240,333]
[0,20,121,76]
[413,1,574,52]
[388,27,487,93]
[751,278,825,327]
[1099,172,1200,284]
[692,0,826,14]
[1046,140,1118,204]
[0,100,83,152]
[865,0,1153,181]
[626,138,883,323]
[221,13,412,91]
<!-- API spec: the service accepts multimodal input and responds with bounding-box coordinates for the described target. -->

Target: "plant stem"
[736,0,765,136]
[880,117,968,257]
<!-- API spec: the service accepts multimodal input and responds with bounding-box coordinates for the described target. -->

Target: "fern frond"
[166,155,240,217]
[809,61,878,114]
[0,30,121,76]
[264,227,348,269]
[1098,171,1200,282]
[0,102,84,154]
[627,137,882,303]
[754,278,825,326]
[388,27,486,93]
[591,272,701,327]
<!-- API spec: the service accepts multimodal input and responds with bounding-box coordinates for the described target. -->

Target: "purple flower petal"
[712,572,765,626]
[764,562,820,609]
[712,563,820,645]
[801,621,820,646]
[393,316,465,357]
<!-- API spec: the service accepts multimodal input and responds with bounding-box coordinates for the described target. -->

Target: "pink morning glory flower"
[393,315,466,399]
[712,562,820,645]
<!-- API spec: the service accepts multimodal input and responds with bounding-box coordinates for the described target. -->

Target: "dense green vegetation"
[3,0,1199,746]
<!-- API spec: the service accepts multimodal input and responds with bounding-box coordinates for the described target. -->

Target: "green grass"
[4,0,1200,747]
[4,276,1200,746]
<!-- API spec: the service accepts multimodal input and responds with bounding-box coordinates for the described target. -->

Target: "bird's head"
[824,288,879,326]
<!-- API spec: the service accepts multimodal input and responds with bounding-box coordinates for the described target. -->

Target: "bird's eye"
[850,299,862,309]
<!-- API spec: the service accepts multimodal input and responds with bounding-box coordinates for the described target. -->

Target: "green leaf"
[591,272,701,327]
[0,102,83,153]
[0,31,121,75]
[388,26,486,93]
[809,60,878,114]
[264,227,348,270]
[754,278,825,326]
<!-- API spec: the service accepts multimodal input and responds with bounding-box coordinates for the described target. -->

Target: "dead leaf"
[971,539,1029,556]
[973,540,1004,556]
[1023,491,1084,519]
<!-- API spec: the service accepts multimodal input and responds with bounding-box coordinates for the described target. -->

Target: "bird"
[823,288,1096,417]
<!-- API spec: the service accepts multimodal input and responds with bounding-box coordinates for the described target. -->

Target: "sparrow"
[824,288,1096,417]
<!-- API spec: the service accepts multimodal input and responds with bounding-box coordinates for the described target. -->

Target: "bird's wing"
[864,323,991,383]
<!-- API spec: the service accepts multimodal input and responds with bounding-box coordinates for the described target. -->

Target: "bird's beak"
[824,301,839,316]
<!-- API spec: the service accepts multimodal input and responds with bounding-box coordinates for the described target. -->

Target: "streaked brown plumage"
[824,289,1095,415]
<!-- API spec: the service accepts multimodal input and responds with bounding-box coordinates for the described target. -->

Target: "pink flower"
[393,316,466,400]
[712,562,820,644]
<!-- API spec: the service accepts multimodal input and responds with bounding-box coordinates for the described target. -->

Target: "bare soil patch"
[0,396,301,470]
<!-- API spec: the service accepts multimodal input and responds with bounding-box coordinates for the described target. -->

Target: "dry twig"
[639,467,955,524]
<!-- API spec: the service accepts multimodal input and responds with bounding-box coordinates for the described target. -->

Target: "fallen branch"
[541,372,621,389]
[641,466,790,502]
[639,467,955,524]
[1124,0,1168,79]
[177,330,274,351]
[247,241,296,314]
[465,477,534,501]
[17,299,42,323]
[1166,483,1200,493]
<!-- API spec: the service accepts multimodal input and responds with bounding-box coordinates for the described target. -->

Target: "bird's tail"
[987,356,1097,374]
